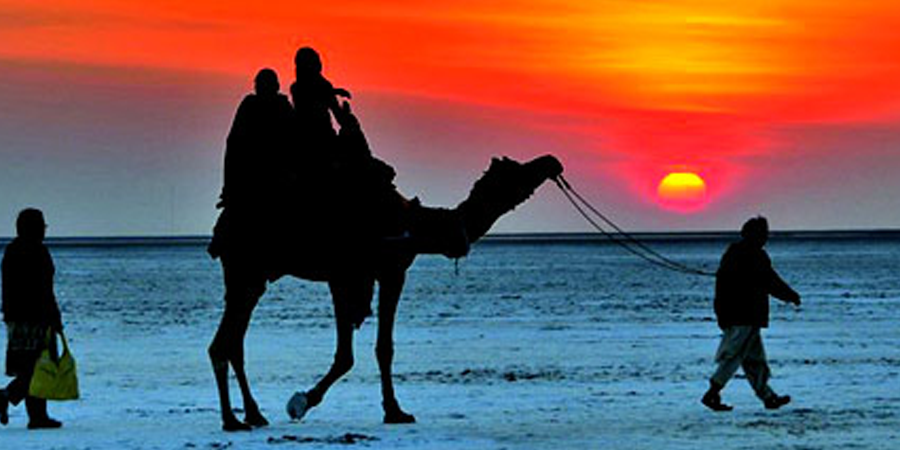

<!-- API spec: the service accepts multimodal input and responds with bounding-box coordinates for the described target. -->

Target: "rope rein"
[554,175,717,278]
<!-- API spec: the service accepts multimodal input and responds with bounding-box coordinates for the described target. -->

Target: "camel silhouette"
[208,100,563,432]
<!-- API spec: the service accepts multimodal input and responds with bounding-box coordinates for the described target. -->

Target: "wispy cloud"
[0,3,231,32]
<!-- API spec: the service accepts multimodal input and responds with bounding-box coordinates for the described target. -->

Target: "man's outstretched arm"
[769,270,801,305]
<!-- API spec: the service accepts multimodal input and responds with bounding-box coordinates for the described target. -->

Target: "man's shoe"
[701,391,733,412]
[27,417,62,429]
[764,394,791,410]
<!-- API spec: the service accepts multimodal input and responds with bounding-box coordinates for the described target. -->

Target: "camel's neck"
[456,155,563,244]
[404,155,562,259]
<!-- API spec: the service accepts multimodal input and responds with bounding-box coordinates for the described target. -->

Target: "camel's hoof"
[286,391,311,421]
[222,418,252,432]
[244,410,270,428]
[384,408,416,424]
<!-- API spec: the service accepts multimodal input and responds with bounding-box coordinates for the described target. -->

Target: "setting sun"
[657,172,708,213]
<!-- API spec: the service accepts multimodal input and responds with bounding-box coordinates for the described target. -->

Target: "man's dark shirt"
[714,240,797,329]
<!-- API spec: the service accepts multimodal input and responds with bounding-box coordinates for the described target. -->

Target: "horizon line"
[2,228,900,247]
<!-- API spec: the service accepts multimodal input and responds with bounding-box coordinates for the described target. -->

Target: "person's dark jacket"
[1,238,62,329]
[714,240,798,329]
[209,92,295,263]
[219,92,295,211]
[290,74,339,146]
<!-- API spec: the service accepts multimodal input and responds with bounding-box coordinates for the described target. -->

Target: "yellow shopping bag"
[28,329,80,401]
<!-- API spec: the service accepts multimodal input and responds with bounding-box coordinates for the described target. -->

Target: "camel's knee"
[332,352,355,376]
[209,334,224,358]
[208,341,229,372]
[208,330,244,364]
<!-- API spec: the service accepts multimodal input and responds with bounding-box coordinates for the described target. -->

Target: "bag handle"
[43,327,71,357]
[57,330,71,356]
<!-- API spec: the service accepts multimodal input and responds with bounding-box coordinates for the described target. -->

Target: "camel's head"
[456,154,563,243]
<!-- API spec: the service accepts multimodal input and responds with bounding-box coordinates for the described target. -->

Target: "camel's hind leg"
[289,279,369,420]
[209,261,268,431]
[376,270,416,423]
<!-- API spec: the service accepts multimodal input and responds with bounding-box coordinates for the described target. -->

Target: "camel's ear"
[485,156,516,174]
[532,154,563,179]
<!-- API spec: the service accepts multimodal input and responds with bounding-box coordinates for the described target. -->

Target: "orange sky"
[1,1,900,234]
[3,1,899,115]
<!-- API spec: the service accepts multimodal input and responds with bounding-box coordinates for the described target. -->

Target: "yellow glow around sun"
[657,172,708,211]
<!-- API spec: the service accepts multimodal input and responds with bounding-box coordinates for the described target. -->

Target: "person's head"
[254,68,280,97]
[740,215,769,248]
[294,47,323,77]
[16,208,46,242]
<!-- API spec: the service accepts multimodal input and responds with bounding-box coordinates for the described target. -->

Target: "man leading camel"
[701,216,801,412]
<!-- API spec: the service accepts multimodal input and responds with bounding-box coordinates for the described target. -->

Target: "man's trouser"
[711,326,776,400]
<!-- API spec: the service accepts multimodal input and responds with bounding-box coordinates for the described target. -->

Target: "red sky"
[1,1,900,235]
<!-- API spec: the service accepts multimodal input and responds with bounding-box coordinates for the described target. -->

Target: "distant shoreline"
[2,229,900,247]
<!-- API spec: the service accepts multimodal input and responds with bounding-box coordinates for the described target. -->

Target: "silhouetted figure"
[290,46,350,150]
[284,47,401,323]
[209,68,294,264]
[207,48,564,433]
[284,47,364,243]
[207,68,293,431]
[217,68,294,212]
[701,216,801,412]
[0,208,64,429]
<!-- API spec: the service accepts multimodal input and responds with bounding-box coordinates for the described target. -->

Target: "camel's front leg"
[232,338,269,428]
[287,280,360,421]
[209,299,266,431]
[376,271,416,424]
[209,260,269,432]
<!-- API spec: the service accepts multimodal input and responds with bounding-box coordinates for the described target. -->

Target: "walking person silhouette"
[0,208,65,429]
[702,216,801,411]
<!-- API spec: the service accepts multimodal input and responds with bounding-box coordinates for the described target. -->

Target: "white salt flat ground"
[1,238,898,449]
